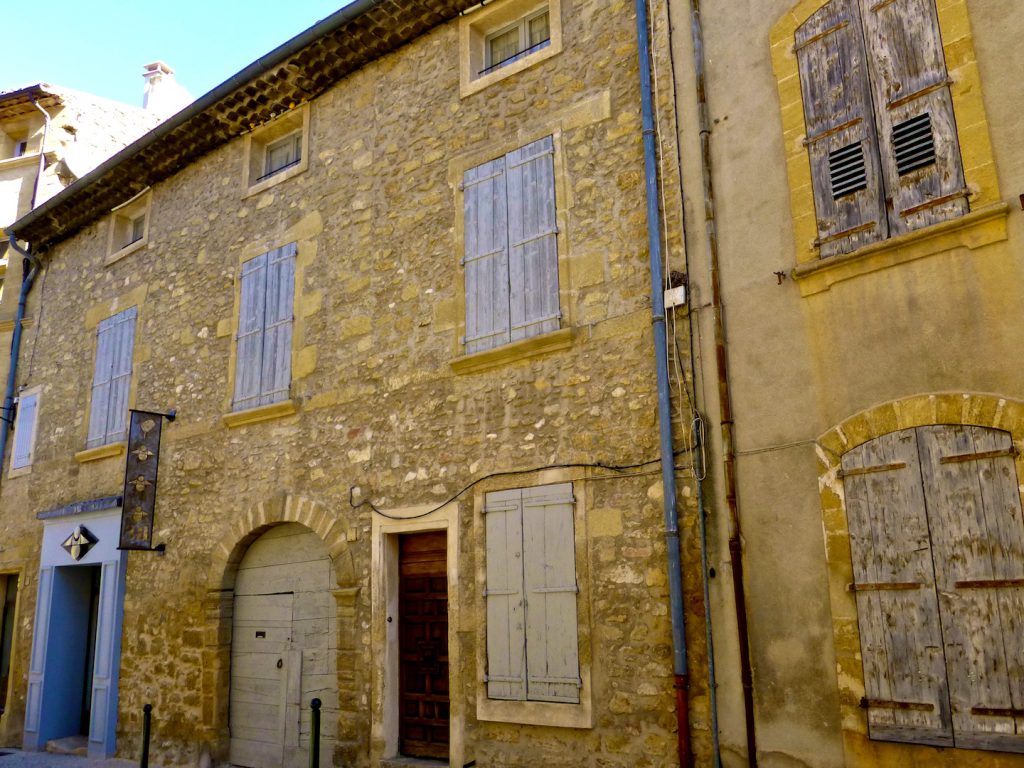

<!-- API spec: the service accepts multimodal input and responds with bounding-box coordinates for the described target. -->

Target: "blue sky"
[5,1,355,107]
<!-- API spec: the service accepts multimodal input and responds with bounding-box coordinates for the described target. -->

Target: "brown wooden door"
[399,532,450,760]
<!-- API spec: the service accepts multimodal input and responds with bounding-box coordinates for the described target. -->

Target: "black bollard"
[140,703,153,768]
[309,698,322,768]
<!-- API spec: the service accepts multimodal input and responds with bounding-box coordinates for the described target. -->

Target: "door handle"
[277,658,283,669]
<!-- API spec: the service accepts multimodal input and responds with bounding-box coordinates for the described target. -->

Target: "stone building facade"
[1,1,709,767]
[669,0,1024,766]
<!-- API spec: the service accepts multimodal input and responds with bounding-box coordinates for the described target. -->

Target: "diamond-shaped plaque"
[62,525,97,561]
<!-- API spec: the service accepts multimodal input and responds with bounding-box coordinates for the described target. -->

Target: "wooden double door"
[842,425,1024,753]
[398,532,450,760]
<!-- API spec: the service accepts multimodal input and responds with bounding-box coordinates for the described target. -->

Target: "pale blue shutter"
[234,253,268,410]
[87,307,136,448]
[260,243,295,405]
[11,392,38,469]
[105,307,136,444]
[485,488,527,700]
[506,136,559,342]
[521,483,580,703]
[463,157,511,354]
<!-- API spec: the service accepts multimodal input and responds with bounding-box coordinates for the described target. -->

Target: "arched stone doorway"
[229,523,337,768]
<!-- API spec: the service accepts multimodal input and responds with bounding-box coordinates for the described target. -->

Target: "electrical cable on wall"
[349,450,690,521]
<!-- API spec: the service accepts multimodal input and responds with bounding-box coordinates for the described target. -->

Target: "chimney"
[142,61,192,119]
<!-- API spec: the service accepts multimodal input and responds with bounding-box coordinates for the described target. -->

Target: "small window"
[86,306,137,448]
[461,135,560,354]
[262,134,302,181]
[12,140,28,158]
[233,243,296,411]
[107,191,151,260]
[484,483,580,703]
[460,0,563,97]
[243,106,309,194]
[10,388,40,472]
[483,10,550,74]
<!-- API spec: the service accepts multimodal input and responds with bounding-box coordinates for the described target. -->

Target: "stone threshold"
[379,757,451,768]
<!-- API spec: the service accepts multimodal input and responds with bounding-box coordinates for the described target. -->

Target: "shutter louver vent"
[893,113,936,176]
[829,142,868,199]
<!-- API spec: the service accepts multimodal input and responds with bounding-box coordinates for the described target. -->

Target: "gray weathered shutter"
[87,307,136,448]
[484,488,527,700]
[917,426,1024,754]
[11,392,38,469]
[796,0,888,257]
[462,157,511,354]
[105,307,136,444]
[505,136,559,341]
[521,483,580,703]
[858,0,967,235]
[841,429,953,746]
[260,243,295,405]
[234,253,268,410]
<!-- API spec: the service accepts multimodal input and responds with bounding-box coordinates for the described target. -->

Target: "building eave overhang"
[10,0,479,250]
[0,84,64,122]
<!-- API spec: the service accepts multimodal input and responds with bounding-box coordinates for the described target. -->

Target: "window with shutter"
[795,0,966,257]
[462,136,559,354]
[233,243,296,411]
[10,389,39,471]
[86,306,137,448]
[484,483,580,704]
[842,426,1024,753]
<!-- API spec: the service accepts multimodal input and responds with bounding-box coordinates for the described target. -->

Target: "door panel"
[399,532,450,760]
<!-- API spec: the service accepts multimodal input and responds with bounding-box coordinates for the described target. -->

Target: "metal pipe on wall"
[687,0,759,763]
[633,0,692,764]
[29,99,51,211]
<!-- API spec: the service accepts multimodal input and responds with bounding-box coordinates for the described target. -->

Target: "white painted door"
[229,524,337,768]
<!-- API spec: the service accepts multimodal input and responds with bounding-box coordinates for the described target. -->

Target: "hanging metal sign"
[119,408,175,551]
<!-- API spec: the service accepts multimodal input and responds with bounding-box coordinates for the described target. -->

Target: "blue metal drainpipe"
[634,0,691,764]
[0,234,42,481]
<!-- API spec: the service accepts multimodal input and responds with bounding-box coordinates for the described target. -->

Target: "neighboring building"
[2,2,708,767]
[669,0,1024,766]
[0,84,163,420]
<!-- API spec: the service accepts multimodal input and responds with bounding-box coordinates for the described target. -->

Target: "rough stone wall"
[0,1,708,765]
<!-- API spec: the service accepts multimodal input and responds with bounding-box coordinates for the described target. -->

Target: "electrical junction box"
[664,285,687,309]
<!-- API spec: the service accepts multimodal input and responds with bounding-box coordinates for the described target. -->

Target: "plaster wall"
[669,0,1024,766]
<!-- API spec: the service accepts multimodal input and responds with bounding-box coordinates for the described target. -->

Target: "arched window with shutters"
[795,0,967,257]
[841,425,1024,753]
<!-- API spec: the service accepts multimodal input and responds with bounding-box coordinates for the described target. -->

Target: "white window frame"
[86,306,137,449]
[242,105,310,197]
[483,8,551,74]
[8,386,41,477]
[262,133,302,180]
[232,243,297,413]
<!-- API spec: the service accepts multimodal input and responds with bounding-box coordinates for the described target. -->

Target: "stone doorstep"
[45,736,88,756]
[379,758,450,768]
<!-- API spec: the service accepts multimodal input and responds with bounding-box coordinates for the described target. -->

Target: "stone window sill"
[243,161,307,200]
[450,327,573,375]
[105,237,148,267]
[222,398,298,428]
[476,696,591,729]
[75,442,127,464]
[7,463,32,479]
[461,45,562,99]
[792,203,1010,296]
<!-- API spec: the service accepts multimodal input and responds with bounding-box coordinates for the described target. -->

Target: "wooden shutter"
[234,253,268,411]
[260,243,295,406]
[484,489,527,700]
[858,0,967,234]
[796,0,888,257]
[841,429,953,746]
[506,136,559,342]
[106,307,136,445]
[917,426,1024,754]
[521,483,580,703]
[462,157,511,354]
[11,392,38,469]
[87,307,136,448]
